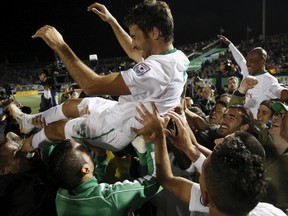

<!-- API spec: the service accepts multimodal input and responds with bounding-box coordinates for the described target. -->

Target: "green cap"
[272,101,288,113]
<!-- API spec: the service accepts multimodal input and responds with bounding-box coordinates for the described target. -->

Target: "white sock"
[41,103,67,124]
[32,128,53,149]
[25,113,41,125]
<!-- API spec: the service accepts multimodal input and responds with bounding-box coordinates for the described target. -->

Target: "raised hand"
[87,2,114,23]
[238,75,258,94]
[131,102,169,142]
[217,34,232,46]
[166,111,201,162]
[166,111,193,151]
[32,25,65,52]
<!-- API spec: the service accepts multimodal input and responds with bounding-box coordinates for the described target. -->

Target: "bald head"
[250,47,267,61]
[246,47,267,75]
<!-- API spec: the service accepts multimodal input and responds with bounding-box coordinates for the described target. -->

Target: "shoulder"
[259,72,278,82]
[250,202,286,216]
[147,50,189,69]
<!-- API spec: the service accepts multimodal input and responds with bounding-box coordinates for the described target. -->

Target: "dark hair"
[205,135,268,215]
[234,131,265,159]
[215,99,228,108]
[124,1,174,43]
[47,140,87,190]
[188,104,206,119]
[228,105,262,141]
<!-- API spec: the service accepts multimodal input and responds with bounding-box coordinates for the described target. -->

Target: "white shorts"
[64,97,136,151]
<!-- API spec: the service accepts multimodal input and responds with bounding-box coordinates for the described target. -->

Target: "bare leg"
[45,119,68,141]
[26,119,68,150]
[40,98,83,125]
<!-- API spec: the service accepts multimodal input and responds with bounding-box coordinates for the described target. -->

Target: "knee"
[62,98,83,114]
[63,98,80,108]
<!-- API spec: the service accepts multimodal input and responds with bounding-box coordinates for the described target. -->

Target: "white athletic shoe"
[9,104,34,134]
[6,132,35,158]
[6,131,22,145]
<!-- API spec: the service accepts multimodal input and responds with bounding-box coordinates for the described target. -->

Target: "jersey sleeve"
[229,43,249,77]
[121,59,170,98]
[265,75,285,98]
[100,143,160,211]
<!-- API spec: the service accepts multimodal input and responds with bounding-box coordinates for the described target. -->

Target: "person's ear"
[214,138,224,146]
[151,27,160,39]
[240,123,249,132]
[202,191,210,206]
[81,164,91,174]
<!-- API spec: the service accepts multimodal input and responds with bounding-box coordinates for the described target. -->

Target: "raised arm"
[32,25,130,96]
[87,2,142,63]
[218,35,248,77]
[185,108,210,131]
[132,102,193,205]
[229,76,258,106]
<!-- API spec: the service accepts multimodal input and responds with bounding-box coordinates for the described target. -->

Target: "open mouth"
[219,124,228,130]
[271,123,280,128]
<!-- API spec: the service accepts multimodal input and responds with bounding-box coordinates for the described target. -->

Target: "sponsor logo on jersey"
[133,62,150,76]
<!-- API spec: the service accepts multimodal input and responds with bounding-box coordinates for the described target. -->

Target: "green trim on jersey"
[160,48,177,55]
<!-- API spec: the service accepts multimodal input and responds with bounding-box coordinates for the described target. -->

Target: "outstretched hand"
[87,2,114,23]
[131,102,169,142]
[217,34,232,46]
[32,25,65,52]
[165,111,194,152]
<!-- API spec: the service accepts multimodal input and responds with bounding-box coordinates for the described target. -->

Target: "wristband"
[234,90,246,97]
[194,153,206,174]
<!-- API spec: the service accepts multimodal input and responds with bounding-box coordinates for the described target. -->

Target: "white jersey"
[228,43,284,117]
[189,183,286,216]
[65,49,189,151]
[105,49,189,136]
[244,72,283,117]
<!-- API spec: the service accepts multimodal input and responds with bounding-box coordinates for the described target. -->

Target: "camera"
[40,53,71,91]
[223,59,232,72]
[0,84,16,100]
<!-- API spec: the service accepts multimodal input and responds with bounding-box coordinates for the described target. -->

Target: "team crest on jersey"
[133,62,150,76]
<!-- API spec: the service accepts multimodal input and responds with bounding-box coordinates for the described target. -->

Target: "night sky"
[1,0,287,64]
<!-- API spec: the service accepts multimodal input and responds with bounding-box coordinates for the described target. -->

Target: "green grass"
[15,94,41,114]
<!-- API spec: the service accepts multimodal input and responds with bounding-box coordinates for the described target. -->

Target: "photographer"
[215,59,242,101]
[195,82,216,116]
[39,69,58,112]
